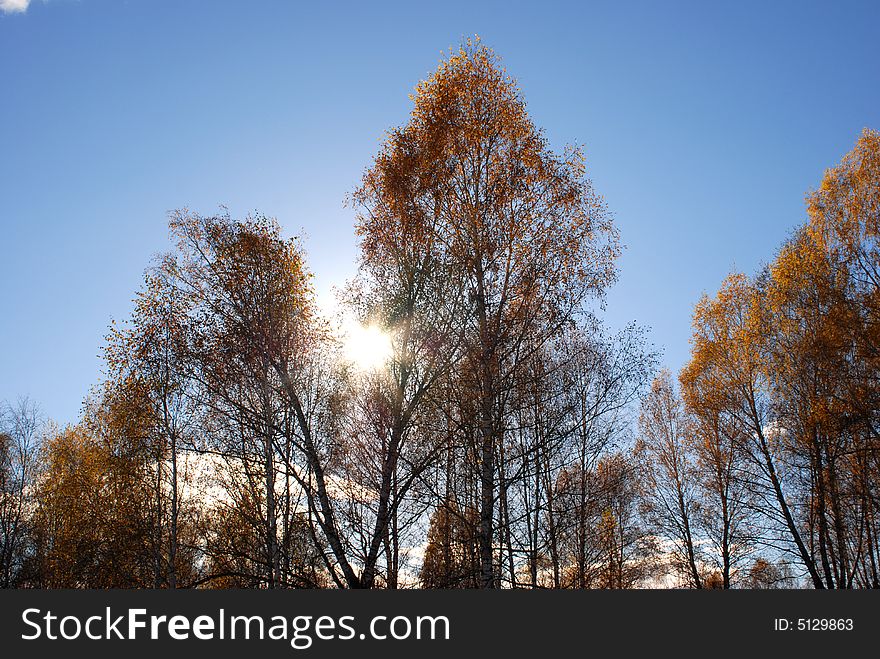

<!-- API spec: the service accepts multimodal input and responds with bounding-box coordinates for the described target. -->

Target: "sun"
[342,320,393,371]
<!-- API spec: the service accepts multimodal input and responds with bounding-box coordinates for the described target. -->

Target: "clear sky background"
[2,0,879,425]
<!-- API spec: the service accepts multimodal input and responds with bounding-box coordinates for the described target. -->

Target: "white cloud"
[0,0,32,14]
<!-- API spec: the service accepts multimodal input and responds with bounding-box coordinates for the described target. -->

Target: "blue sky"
[2,0,879,425]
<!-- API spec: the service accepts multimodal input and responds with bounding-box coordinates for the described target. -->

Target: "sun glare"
[342,320,393,371]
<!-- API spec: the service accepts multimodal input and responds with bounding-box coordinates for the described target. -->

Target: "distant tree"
[420,499,480,588]
[552,450,653,588]
[591,452,654,589]
[0,398,42,588]
[746,558,782,589]
[102,268,199,588]
[703,571,725,589]
[31,419,156,588]
[688,404,755,588]
[552,325,654,588]
[637,371,703,588]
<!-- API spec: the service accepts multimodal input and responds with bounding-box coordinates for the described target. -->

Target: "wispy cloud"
[1,0,32,14]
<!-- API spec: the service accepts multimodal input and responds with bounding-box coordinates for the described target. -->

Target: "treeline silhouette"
[2,40,878,589]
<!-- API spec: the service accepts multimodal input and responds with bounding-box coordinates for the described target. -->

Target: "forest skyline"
[2,24,880,588]
[3,1,880,425]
